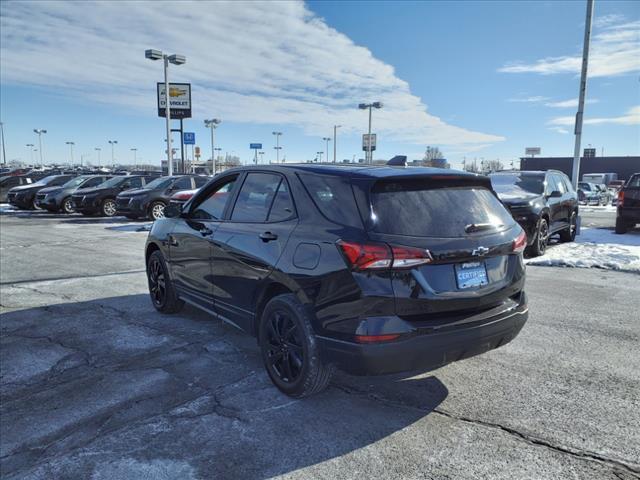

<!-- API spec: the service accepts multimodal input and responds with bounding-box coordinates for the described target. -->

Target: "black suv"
[116,175,209,220]
[72,175,156,217]
[615,173,640,234]
[7,175,76,210]
[145,164,528,397]
[1,175,36,203]
[35,175,111,213]
[490,170,578,257]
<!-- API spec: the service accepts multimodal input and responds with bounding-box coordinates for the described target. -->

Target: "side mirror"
[164,203,182,218]
[549,190,562,198]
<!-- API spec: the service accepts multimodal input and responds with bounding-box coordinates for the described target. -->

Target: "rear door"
[168,175,238,309]
[211,172,297,331]
[623,174,640,209]
[545,174,564,230]
[363,176,524,317]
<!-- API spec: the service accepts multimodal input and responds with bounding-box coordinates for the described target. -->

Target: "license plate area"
[455,261,488,289]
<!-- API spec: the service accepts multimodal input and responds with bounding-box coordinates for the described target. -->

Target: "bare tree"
[484,159,504,173]
[423,146,444,161]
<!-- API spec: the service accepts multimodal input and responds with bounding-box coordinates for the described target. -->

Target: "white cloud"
[499,18,640,77]
[548,106,640,126]
[507,96,550,103]
[548,127,570,135]
[545,98,599,108]
[0,0,503,149]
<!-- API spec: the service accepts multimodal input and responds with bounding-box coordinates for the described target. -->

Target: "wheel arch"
[252,278,310,338]
[145,241,161,265]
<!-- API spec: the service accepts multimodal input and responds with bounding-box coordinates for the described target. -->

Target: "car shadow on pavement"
[1,293,449,479]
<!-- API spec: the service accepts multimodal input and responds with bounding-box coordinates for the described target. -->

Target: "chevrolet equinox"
[145,164,528,397]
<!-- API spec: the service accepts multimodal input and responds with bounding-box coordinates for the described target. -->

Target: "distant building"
[520,156,639,181]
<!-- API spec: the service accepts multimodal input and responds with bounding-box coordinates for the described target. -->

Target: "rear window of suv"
[370,181,515,238]
[298,173,363,227]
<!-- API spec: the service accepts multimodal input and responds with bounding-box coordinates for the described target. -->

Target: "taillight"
[618,191,624,207]
[354,334,400,343]
[173,191,194,201]
[512,230,527,254]
[337,240,432,270]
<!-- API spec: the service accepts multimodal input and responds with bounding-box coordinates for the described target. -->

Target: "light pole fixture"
[317,151,324,162]
[272,131,283,163]
[94,147,102,167]
[204,118,222,174]
[26,144,35,165]
[358,102,383,164]
[65,141,75,165]
[322,137,331,163]
[333,125,341,163]
[131,148,138,168]
[108,140,117,166]
[146,48,186,176]
[33,128,47,166]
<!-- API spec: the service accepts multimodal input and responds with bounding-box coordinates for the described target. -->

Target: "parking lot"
[1,208,639,479]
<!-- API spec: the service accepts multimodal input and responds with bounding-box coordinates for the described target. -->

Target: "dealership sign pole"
[571,0,594,189]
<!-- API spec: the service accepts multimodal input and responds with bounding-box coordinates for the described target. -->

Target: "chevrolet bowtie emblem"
[472,246,489,256]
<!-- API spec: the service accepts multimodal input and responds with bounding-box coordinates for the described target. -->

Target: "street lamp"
[65,141,75,165]
[204,118,221,174]
[358,102,383,164]
[131,148,137,168]
[322,137,331,163]
[258,151,265,164]
[108,140,117,166]
[146,48,186,176]
[94,147,102,167]
[33,129,47,166]
[272,131,283,163]
[333,125,341,163]
[26,144,35,165]
[317,151,324,162]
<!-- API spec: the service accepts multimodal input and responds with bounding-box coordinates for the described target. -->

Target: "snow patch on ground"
[106,223,153,232]
[0,203,15,213]
[580,205,617,213]
[526,228,640,273]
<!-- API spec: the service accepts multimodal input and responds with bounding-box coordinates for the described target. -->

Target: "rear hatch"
[360,174,525,320]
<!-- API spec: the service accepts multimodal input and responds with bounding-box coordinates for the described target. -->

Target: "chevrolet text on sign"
[157,83,192,119]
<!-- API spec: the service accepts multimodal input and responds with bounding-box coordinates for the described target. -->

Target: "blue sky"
[1,0,638,169]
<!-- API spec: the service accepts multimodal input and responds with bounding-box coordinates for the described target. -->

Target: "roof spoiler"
[387,155,407,166]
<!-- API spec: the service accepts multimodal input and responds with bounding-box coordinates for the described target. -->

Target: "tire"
[149,201,166,221]
[30,198,39,210]
[146,250,184,313]
[529,217,549,257]
[559,211,577,243]
[101,198,117,217]
[61,196,75,214]
[259,293,334,398]
[615,217,628,234]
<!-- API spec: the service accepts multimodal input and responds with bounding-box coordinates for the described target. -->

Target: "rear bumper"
[317,292,528,375]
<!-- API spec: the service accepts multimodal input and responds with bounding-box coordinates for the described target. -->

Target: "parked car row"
[5,173,209,220]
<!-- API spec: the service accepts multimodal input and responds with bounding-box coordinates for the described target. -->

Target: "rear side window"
[298,173,362,227]
[194,176,209,188]
[231,173,282,222]
[82,177,105,188]
[173,177,193,190]
[267,180,295,222]
[627,175,640,188]
[123,177,143,189]
[370,182,515,238]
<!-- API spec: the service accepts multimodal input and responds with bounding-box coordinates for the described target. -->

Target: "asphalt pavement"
[1,210,639,479]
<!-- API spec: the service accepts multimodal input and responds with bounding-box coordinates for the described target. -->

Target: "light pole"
[0,121,6,166]
[131,148,137,168]
[204,118,221,174]
[65,141,75,165]
[272,131,283,163]
[358,102,383,164]
[26,144,34,165]
[317,151,324,162]
[322,137,331,163]
[146,49,186,176]
[571,0,594,188]
[258,151,265,164]
[95,147,101,167]
[333,125,341,163]
[108,140,117,167]
[33,129,47,166]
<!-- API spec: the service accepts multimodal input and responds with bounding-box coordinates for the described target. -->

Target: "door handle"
[259,231,278,242]
[199,227,213,237]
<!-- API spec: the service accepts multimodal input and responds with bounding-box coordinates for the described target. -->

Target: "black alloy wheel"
[559,211,577,243]
[265,310,305,384]
[62,197,75,214]
[146,250,184,313]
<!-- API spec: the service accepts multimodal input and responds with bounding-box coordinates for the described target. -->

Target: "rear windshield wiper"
[465,223,503,233]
